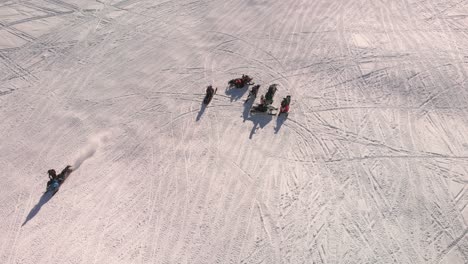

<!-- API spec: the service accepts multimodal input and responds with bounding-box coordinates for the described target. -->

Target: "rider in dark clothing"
[48,169,57,179]
[281,96,291,107]
[250,85,260,96]
[206,85,214,97]
[252,95,268,112]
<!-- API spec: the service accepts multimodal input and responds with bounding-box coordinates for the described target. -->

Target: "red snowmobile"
[279,95,291,115]
[228,74,254,88]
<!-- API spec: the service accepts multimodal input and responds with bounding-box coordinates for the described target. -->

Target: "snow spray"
[73,131,110,169]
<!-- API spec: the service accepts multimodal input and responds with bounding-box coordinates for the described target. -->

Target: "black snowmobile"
[264,84,277,105]
[203,85,217,105]
[244,84,260,103]
[250,101,278,115]
[46,165,73,194]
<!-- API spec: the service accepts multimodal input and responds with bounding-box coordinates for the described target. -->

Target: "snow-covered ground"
[1,0,467,263]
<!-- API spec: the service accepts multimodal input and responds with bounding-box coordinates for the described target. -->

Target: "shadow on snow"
[246,113,273,139]
[22,191,55,226]
[225,85,249,102]
[243,98,255,122]
[196,101,207,121]
[274,114,287,133]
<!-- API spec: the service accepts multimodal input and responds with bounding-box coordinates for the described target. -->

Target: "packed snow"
[1,0,467,263]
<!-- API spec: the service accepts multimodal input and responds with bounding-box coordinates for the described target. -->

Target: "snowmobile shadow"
[247,114,273,139]
[22,191,54,226]
[243,99,255,122]
[196,102,207,121]
[225,85,249,102]
[274,114,287,133]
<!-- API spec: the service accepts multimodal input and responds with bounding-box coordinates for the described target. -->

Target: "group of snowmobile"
[44,75,289,195]
[204,74,291,116]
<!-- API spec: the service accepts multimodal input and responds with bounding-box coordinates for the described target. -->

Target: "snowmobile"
[46,165,73,194]
[228,74,254,88]
[250,102,278,115]
[250,91,278,115]
[279,95,291,116]
[264,84,278,105]
[244,84,260,103]
[203,85,217,105]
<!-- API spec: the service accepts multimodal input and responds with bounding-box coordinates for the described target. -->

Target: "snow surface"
[1,0,468,263]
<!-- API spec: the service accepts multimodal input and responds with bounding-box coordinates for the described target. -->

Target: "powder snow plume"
[73,131,110,170]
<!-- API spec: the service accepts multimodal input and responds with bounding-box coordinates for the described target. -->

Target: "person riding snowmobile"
[48,169,57,181]
[280,95,291,113]
[242,74,252,83]
[245,84,260,102]
[250,84,260,97]
[47,165,72,188]
[252,96,268,112]
[206,85,214,97]
[260,95,266,106]
[264,84,277,105]
[203,85,216,105]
